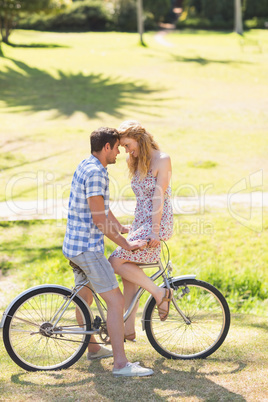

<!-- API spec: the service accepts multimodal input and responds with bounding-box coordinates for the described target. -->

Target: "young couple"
[63,121,173,377]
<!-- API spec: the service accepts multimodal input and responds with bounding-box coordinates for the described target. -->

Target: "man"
[63,127,154,377]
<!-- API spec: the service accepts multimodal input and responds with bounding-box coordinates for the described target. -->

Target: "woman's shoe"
[124,332,136,342]
[157,289,173,322]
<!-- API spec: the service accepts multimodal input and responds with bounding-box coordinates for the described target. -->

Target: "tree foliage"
[18,1,115,32]
[244,0,268,18]
[143,0,171,23]
[183,0,234,22]
[113,0,156,32]
[182,0,268,24]
[0,0,51,43]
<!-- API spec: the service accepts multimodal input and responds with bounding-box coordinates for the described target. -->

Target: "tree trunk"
[137,0,145,46]
[234,0,243,35]
[0,7,13,44]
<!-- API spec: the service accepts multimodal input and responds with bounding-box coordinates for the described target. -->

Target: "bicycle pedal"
[93,315,102,329]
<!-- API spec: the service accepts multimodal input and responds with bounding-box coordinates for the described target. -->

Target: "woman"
[109,121,173,341]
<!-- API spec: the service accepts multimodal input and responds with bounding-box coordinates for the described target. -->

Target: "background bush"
[17,0,268,32]
[177,17,233,30]
[179,0,268,30]
[143,0,172,23]
[113,0,157,32]
[18,0,115,32]
[244,0,268,19]
[18,0,159,32]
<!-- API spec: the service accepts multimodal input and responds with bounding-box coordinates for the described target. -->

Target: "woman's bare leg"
[109,257,169,319]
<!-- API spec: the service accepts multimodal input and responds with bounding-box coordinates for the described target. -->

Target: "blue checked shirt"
[63,154,109,258]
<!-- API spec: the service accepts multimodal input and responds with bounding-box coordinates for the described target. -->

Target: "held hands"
[126,239,147,251]
[146,233,161,248]
[124,233,160,252]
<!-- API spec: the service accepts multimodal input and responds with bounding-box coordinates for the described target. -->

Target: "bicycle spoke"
[5,289,91,370]
[145,279,230,359]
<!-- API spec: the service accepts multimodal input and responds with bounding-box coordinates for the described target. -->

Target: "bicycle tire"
[3,286,92,371]
[144,279,230,359]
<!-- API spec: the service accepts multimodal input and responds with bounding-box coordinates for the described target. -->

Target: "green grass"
[0,213,267,315]
[0,213,267,400]
[0,312,267,401]
[0,30,267,398]
[0,29,268,201]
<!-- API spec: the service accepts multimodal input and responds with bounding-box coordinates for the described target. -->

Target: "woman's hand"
[120,224,131,234]
[146,233,161,248]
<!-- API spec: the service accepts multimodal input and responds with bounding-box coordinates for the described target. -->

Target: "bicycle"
[0,242,230,372]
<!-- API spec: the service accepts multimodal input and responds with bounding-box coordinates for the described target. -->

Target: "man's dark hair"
[90,127,119,153]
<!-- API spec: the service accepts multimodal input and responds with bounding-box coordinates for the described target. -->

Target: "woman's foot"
[124,332,136,342]
[157,288,173,321]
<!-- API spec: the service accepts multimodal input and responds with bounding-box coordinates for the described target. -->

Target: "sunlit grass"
[0,29,268,201]
[0,214,267,400]
[0,311,267,401]
[0,212,267,315]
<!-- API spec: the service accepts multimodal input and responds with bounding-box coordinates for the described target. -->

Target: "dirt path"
[0,193,266,221]
[154,30,174,47]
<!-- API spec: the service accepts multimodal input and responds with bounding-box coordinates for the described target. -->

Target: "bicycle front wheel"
[144,279,230,359]
[3,286,92,371]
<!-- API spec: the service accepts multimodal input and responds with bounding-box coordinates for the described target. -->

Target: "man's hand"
[125,239,147,251]
[146,233,161,248]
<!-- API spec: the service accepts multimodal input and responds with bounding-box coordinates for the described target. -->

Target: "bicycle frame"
[0,259,196,337]
[58,258,195,336]
[50,261,167,336]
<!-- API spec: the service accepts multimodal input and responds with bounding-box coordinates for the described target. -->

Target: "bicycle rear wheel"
[144,279,230,359]
[3,286,91,371]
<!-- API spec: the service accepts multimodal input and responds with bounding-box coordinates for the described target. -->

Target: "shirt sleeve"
[84,170,106,199]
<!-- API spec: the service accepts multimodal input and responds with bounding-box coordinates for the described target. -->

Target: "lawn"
[0,213,267,315]
[0,311,267,401]
[0,215,267,401]
[1,29,268,202]
[0,29,268,400]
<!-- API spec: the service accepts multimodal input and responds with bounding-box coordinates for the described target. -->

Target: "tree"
[234,0,243,35]
[0,0,51,44]
[137,0,144,45]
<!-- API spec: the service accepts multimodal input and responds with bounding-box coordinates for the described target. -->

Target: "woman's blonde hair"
[118,120,159,179]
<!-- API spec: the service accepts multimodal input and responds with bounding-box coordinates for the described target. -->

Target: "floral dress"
[110,169,173,263]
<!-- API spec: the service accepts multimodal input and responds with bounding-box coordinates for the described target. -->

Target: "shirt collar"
[89,154,108,176]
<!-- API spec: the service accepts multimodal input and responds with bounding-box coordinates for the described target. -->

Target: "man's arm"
[108,209,129,234]
[88,196,143,251]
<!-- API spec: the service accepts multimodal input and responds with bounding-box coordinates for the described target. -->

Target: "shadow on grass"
[170,53,252,65]
[232,313,268,332]
[7,42,69,48]
[0,221,66,272]
[0,244,64,267]
[86,358,247,401]
[8,357,247,400]
[0,58,163,118]
[1,174,72,203]
[0,133,42,149]
[0,149,70,172]
[11,372,93,388]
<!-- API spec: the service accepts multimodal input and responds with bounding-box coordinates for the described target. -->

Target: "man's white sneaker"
[113,362,154,377]
[87,345,113,360]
